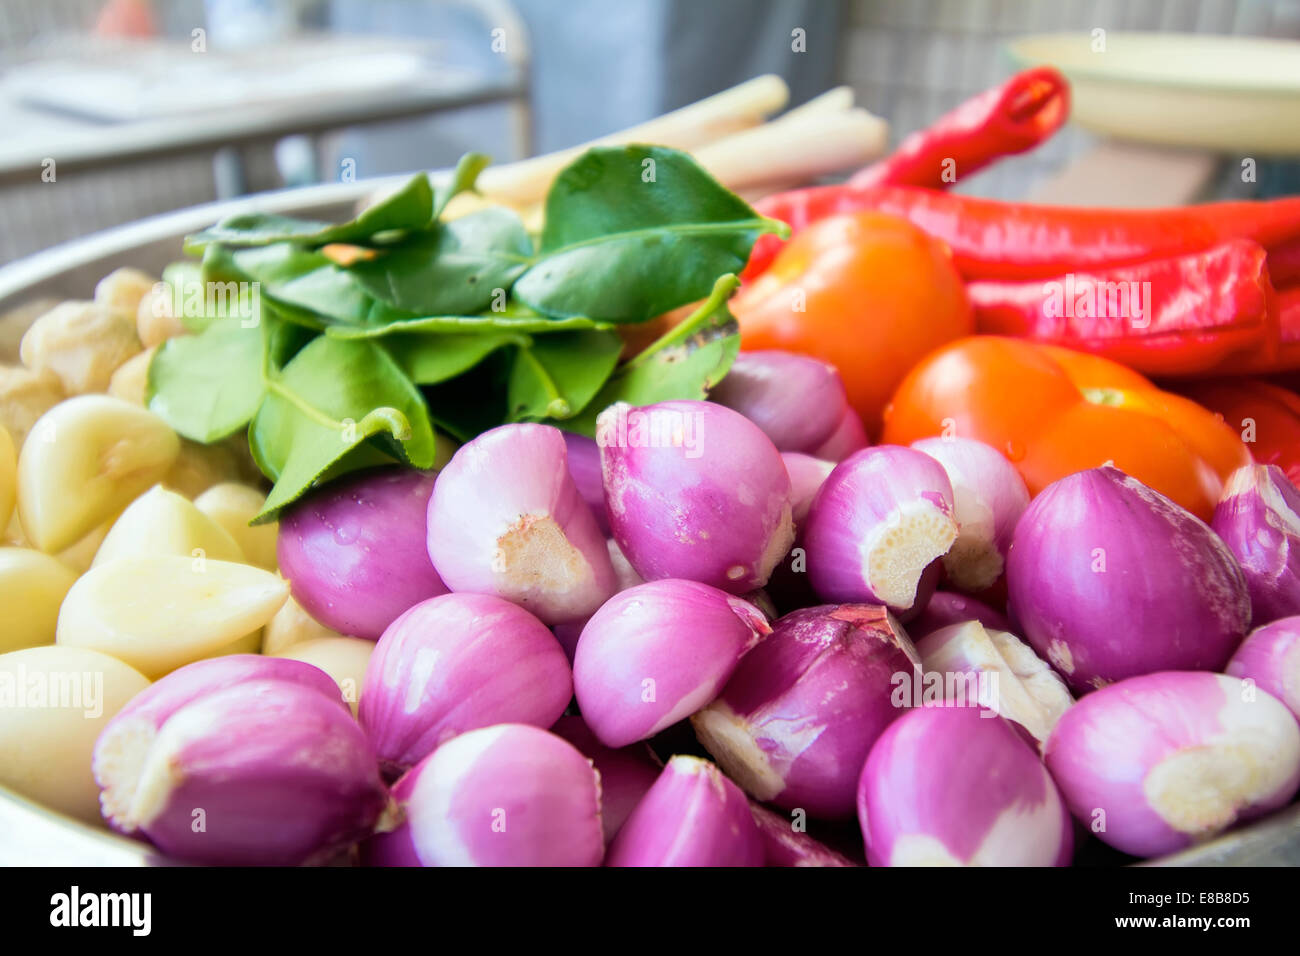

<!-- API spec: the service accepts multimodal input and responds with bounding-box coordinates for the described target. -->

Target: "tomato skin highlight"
[882,336,1249,521]
[732,211,973,437]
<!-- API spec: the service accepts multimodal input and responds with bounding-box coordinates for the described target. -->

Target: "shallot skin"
[802,445,957,614]
[692,604,919,819]
[551,715,660,844]
[278,467,447,640]
[605,755,763,867]
[857,704,1074,867]
[94,662,389,866]
[1225,616,1300,719]
[911,436,1029,593]
[907,591,1011,640]
[749,802,858,867]
[359,593,573,775]
[1007,466,1251,693]
[599,400,795,594]
[1212,464,1300,626]
[1044,671,1300,858]
[366,724,604,867]
[709,350,848,454]
[573,579,770,748]
[427,423,616,625]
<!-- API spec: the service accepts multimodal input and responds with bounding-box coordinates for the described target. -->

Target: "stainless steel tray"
[1,179,1297,867]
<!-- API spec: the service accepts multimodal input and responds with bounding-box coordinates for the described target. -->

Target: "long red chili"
[1268,237,1300,286]
[1213,285,1300,375]
[847,66,1071,192]
[745,184,1300,281]
[966,239,1277,377]
[848,67,1070,191]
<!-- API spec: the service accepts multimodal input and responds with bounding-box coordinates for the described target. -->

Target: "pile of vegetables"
[1,65,1299,869]
[146,146,786,521]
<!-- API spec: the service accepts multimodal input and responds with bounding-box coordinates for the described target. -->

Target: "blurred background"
[1,0,1299,263]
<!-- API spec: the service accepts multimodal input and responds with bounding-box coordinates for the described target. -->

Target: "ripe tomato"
[1180,379,1300,488]
[883,336,1249,520]
[731,212,972,436]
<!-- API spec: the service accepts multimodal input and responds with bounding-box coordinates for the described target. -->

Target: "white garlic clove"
[107,346,156,407]
[135,283,189,348]
[276,636,374,716]
[17,395,180,553]
[261,593,342,655]
[0,645,150,824]
[20,301,141,395]
[0,365,64,449]
[194,482,277,571]
[0,547,79,652]
[162,439,250,500]
[93,484,246,567]
[0,425,13,531]
[56,554,288,679]
[94,268,157,318]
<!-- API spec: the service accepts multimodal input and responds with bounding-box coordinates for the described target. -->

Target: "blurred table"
[0,34,529,186]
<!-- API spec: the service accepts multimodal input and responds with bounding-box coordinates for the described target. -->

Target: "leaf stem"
[515,343,571,418]
[624,274,740,370]
[264,379,351,431]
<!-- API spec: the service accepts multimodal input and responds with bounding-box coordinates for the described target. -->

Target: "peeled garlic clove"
[0,645,150,824]
[93,484,245,567]
[0,424,13,530]
[277,636,374,717]
[57,555,288,679]
[56,516,117,574]
[94,267,157,318]
[0,547,79,652]
[194,482,277,570]
[135,281,189,348]
[162,438,247,500]
[18,396,180,553]
[261,593,343,654]
[20,301,141,395]
[0,364,64,448]
[215,629,263,656]
[107,346,156,406]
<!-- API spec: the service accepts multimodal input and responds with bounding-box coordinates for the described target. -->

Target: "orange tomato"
[731,211,972,436]
[882,336,1249,520]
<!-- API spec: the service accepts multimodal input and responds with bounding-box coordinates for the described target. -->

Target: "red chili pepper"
[1268,237,1300,286]
[745,185,1300,282]
[967,240,1278,377]
[1212,285,1300,374]
[848,67,1070,191]
[1179,378,1300,487]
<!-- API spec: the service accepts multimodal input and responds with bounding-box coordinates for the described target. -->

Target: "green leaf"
[146,320,266,443]
[184,173,434,251]
[385,331,525,386]
[562,274,741,435]
[434,152,492,218]
[507,329,623,421]
[513,146,786,322]
[325,311,610,339]
[347,207,533,316]
[249,336,436,520]
[229,243,415,327]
